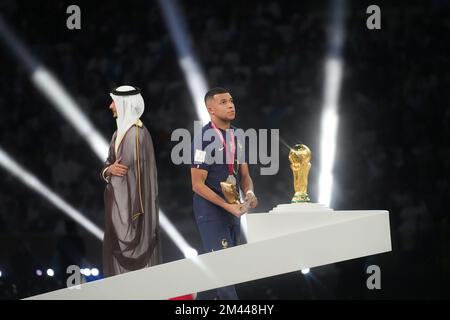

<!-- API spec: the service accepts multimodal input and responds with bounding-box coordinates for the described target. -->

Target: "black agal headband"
[111,86,141,96]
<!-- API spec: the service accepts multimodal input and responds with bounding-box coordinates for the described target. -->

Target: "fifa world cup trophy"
[289,144,312,203]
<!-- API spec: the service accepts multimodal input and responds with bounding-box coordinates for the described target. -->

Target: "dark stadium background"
[0,0,449,299]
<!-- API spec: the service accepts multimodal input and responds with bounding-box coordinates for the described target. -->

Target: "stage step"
[26,203,391,300]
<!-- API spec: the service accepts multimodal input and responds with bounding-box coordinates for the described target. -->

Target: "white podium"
[27,203,391,300]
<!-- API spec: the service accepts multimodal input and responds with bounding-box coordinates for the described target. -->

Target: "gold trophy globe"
[289,144,311,203]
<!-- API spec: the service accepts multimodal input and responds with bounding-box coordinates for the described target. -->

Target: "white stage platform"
[26,203,391,300]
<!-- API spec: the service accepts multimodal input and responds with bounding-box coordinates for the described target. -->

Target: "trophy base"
[291,192,310,203]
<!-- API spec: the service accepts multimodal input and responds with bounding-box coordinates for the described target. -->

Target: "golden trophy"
[220,181,240,204]
[289,144,311,203]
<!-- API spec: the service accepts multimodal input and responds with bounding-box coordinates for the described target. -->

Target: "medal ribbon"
[211,121,235,176]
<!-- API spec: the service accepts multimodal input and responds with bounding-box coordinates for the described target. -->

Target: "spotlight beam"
[318,0,346,207]
[0,16,195,257]
[158,0,210,123]
[31,68,109,160]
[0,147,104,240]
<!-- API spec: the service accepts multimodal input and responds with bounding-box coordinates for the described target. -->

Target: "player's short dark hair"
[204,87,230,105]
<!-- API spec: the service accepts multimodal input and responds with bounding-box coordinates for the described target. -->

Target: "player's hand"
[223,203,245,217]
[107,157,128,177]
[245,191,258,209]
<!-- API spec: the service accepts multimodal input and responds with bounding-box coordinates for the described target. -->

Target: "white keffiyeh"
[110,85,145,154]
